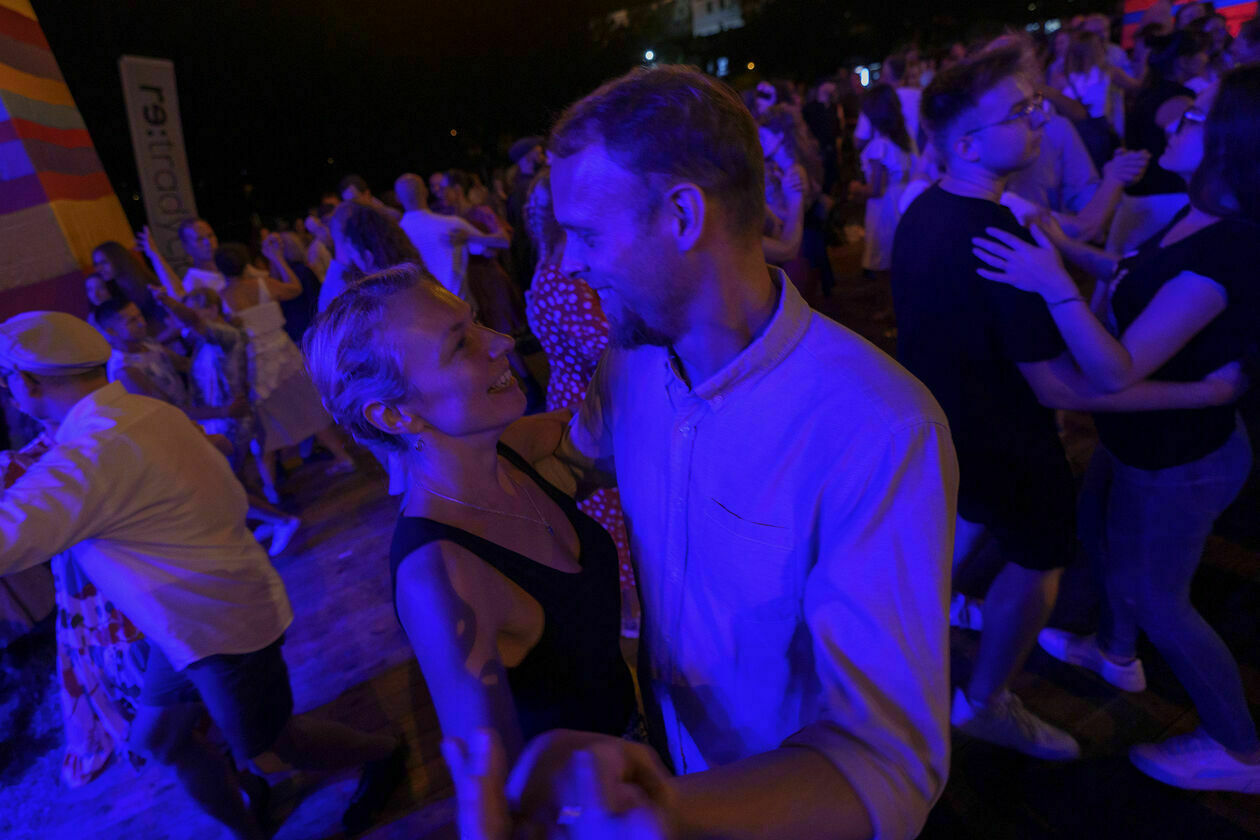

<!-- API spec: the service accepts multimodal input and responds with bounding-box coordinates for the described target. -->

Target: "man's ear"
[662,182,707,251]
[954,131,980,163]
[362,400,424,437]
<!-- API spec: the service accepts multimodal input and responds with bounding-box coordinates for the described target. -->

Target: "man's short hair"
[338,174,368,195]
[92,296,134,328]
[213,243,251,278]
[549,64,765,240]
[921,46,1025,153]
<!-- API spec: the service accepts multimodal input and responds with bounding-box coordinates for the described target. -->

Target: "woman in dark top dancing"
[303,262,636,764]
[973,65,1260,793]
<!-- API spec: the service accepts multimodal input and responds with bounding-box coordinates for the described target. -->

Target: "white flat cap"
[0,311,112,376]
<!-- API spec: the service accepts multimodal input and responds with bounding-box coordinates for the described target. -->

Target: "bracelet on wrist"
[1049,295,1084,308]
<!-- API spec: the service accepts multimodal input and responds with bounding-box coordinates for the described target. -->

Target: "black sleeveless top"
[389,443,636,741]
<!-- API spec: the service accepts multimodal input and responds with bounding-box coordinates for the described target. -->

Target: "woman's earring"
[413,436,425,452]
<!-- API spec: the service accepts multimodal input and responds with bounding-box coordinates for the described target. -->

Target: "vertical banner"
[118,55,197,272]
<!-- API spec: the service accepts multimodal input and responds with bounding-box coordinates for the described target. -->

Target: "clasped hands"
[443,728,676,840]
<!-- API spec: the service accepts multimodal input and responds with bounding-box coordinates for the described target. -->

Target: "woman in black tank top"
[304,264,635,764]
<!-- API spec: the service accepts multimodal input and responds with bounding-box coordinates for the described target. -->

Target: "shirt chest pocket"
[697,497,799,620]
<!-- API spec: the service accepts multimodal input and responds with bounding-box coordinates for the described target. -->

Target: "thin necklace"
[417,468,554,536]
[508,471,555,536]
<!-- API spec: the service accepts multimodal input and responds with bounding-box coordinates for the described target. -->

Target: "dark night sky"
[32,0,638,236]
[31,0,1097,237]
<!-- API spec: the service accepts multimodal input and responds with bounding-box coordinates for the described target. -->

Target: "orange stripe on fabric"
[0,0,37,22]
[37,170,112,202]
[0,5,46,49]
[0,62,73,106]
[50,195,135,269]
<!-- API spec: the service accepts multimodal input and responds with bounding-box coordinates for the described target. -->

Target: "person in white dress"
[854,83,917,276]
[216,239,355,503]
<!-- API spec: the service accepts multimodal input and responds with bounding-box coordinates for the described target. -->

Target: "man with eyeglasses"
[891,47,1082,760]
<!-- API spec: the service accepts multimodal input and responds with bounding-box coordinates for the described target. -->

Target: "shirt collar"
[54,381,128,444]
[666,267,811,407]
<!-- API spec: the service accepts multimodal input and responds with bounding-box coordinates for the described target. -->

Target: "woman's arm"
[1065,149,1150,243]
[974,225,1228,391]
[260,235,303,302]
[395,541,525,762]
[138,226,185,297]
[1020,354,1244,412]
[152,287,207,334]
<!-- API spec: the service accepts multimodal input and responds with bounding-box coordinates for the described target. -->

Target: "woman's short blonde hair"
[303,262,434,454]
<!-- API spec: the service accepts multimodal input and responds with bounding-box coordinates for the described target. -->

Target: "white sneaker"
[949,593,984,631]
[1131,729,1260,793]
[1038,629,1147,692]
[951,687,1081,760]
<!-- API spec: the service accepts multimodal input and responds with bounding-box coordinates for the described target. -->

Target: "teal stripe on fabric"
[0,89,85,130]
[0,137,35,179]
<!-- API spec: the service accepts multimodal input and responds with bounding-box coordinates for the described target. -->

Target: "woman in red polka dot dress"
[523,169,640,637]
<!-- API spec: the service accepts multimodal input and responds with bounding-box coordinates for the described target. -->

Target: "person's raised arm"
[260,234,303,302]
[151,287,206,335]
[974,224,1227,391]
[395,541,525,763]
[1065,149,1150,242]
[138,226,185,298]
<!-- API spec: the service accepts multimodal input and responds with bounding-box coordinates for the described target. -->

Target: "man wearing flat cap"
[0,311,405,838]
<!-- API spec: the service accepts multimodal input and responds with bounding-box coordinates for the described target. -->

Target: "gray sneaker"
[951,687,1081,760]
[1038,629,1147,692]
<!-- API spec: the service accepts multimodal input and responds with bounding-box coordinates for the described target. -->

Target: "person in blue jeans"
[973,64,1260,793]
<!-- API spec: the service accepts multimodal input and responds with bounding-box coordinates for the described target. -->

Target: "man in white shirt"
[394,172,482,303]
[0,312,404,840]
[509,65,956,840]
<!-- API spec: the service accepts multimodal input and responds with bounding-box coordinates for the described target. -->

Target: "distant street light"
[450,129,458,136]
[645,49,655,61]
[746,61,756,70]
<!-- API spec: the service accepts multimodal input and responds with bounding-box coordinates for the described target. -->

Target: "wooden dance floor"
[2,251,1259,839]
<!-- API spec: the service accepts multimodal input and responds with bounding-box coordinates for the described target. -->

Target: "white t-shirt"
[399,209,478,303]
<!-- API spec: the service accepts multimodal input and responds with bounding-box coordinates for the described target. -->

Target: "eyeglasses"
[965,93,1045,134]
[1170,106,1207,135]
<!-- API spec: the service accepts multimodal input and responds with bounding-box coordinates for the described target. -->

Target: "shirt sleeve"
[1056,119,1101,214]
[983,212,1067,362]
[783,418,957,840]
[854,112,873,142]
[0,436,132,576]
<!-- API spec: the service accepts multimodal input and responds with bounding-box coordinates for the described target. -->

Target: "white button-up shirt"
[0,382,292,670]
[567,271,957,840]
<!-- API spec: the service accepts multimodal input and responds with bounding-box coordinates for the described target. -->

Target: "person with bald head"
[395,171,495,304]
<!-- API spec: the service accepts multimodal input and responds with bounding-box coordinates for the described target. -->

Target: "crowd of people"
[2,2,1259,838]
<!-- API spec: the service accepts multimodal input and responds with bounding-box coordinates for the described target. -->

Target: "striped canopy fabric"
[0,0,134,319]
